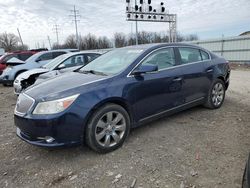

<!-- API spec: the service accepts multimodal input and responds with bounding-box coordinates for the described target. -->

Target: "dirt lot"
[0,69,250,188]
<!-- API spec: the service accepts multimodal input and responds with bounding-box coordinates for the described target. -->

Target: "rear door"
[176,47,211,103]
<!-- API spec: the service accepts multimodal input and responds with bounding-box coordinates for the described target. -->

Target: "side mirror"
[132,64,158,76]
[57,64,66,70]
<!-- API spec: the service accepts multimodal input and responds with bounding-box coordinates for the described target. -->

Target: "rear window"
[52,51,67,58]
[200,50,210,60]
[18,53,33,61]
[39,53,53,61]
[178,47,202,64]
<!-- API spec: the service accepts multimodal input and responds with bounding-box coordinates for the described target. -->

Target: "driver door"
[132,47,184,121]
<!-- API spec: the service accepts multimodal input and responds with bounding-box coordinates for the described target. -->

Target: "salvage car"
[0,49,77,86]
[0,50,37,75]
[14,43,230,153]
[14,52,101,94]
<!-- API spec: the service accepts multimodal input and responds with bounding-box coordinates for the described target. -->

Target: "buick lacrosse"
[14,43,230,153]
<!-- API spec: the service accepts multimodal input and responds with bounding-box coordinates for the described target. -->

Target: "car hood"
[25,72,109,100]
[17,68,49,80]
[6,57,25,65]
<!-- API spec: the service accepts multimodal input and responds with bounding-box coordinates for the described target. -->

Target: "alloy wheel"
[211,83,225,107]
[95,111,126,147]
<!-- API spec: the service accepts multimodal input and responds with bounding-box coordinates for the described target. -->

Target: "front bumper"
[14,112,85,148]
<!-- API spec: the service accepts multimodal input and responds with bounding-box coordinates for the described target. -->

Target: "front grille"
[15,93,35,116]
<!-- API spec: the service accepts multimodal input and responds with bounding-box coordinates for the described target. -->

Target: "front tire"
[204,79,226,109]
[86,104,130,153]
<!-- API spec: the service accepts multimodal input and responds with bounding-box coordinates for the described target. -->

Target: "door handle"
[173,77,183,82]
[206,69,214,73]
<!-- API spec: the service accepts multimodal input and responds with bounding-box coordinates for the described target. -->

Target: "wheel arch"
[82,97,134,144]
[87,97,133,124]
[15,69,28,79]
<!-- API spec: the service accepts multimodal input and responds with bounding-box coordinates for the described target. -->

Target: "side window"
[141,48,176,70]
[53,51,66,58]
[18,53,32,61]
[61,55,86,68]
[86,54,100,63]
[39,53,53,61]
[178,47,202,64]
[200,50,210,60]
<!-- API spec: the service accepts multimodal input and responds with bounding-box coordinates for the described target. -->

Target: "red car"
[0,51,37,74]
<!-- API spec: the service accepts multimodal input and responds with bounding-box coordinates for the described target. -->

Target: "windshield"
[79,48,144,75]
[43,54,68,70]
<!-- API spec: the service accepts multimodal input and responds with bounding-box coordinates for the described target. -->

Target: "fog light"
[45,136,55,143]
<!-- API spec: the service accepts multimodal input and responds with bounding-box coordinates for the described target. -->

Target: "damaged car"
[0,50,37,75]
[0,49,77,86]
[14,52,101,94]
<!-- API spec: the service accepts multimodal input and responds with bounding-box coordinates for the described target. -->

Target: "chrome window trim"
[127,45,211,77]
[14,93,35,117]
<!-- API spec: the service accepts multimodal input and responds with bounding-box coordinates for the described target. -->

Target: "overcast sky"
[0,0,249,48]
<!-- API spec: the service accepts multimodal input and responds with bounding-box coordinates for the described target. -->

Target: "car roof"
[58,51,102,58]
[122,42,201,50]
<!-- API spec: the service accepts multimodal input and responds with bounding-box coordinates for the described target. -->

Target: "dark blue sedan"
[14,43,230,153]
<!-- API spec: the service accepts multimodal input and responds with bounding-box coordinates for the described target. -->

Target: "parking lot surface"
[0,69,250,188]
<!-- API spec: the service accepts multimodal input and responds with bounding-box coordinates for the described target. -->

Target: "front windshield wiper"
[79,70,108,76]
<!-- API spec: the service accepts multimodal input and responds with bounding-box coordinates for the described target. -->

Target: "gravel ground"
[0,69,250,188]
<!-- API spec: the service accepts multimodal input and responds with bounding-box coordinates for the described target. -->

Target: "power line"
[52,24,60,44]
[70,5,81,49]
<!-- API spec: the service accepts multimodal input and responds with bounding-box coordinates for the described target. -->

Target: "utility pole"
[47,36,52,49]
[17,28,24,47]
[70,5,81,49]
[53,24,60,45]
[135,0,138,45]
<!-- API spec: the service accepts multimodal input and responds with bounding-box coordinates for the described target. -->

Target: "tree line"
[0,33,28,52]
[53,31,199,50]
[0,31,198,52]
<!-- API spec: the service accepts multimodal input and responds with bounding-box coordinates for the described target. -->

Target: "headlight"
[33,94,79,115]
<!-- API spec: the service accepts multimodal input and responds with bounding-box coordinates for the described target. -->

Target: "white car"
[14,52,101,94]
[0,49,77,86]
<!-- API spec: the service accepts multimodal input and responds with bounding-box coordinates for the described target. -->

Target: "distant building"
[239,31,250,36]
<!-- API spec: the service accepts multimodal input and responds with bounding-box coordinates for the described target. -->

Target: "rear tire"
[204,79,225,109]
[86,103,130,153]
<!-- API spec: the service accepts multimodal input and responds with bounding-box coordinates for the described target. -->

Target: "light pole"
[126,0,177,43]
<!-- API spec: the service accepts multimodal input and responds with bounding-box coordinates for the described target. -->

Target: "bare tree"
[15,44,29,51]
[56,31,199,51]
[97,37,112,49]
[81,34,99,50]
[0,33,24,51]
[137,31,152,44]
[185,34,199,41]
[64,34,77,49]
[114,33,127,48]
